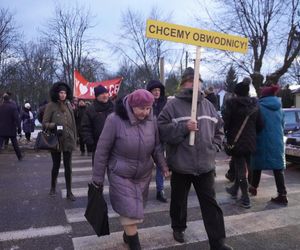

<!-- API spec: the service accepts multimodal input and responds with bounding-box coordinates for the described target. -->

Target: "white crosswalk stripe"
[56,153,300,249]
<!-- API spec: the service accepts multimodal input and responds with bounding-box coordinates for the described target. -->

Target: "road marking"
[72,204,300,250]
[60,172,272,196]
[0,225,72,242]
[58,175,91,183]
[65,182,300,223]
[59,167,92,173]
[60,159,92,164]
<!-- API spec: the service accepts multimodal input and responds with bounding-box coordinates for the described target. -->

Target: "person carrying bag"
[84,182,110,236]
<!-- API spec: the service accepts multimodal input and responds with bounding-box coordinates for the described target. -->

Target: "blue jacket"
[251,96,285,170]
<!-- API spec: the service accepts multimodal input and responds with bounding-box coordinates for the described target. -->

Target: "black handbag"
[224,107,258,156]
[34,130,59,150]
[84,183,110,237]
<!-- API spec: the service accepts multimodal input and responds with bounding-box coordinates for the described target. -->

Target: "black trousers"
[170,170,226,244]
[50,151,72,192]
[251,169,287,195]
[0,136,22,159]
[25,132,31,141]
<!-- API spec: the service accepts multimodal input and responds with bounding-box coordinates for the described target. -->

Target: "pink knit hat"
[127,89,154,107]
[261,85,280,97]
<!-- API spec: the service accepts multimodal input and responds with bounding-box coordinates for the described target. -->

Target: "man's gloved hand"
[17,128,21,135]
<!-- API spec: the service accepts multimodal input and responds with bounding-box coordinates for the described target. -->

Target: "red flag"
[74,70,122,99]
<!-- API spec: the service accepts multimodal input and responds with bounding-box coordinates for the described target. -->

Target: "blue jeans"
[156,165,164,192]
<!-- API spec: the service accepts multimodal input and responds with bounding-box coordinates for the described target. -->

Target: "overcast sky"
[2,0,210,74]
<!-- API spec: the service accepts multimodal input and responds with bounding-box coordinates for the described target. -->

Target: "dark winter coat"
[42,82,77,152]
[157,88,224,175]
[251,96,285,170]
[74,106,87,136]
[0,100,21,137]
[20,108,35,133]
[92,97,168,219]
[205,93,219,110]
[81,100,114,151]
[146,81,167,117]
[223,96,263,155]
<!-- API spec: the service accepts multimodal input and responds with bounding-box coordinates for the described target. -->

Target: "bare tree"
[0,8,19,83]
[42,4,95,89]
[112,8,170,82]
[198,0,300,93]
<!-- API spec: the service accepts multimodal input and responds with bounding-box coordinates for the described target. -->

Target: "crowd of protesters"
[0,68,291,250]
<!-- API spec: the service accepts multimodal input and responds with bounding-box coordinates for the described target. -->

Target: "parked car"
[285,130,300,164]
[283,108,300,134]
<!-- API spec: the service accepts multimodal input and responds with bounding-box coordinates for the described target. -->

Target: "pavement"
[1,134,300,250]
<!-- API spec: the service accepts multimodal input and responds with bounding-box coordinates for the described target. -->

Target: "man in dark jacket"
[223,81,263,209]
[74,99,92,156]
[146,80,168,203]
[81,85,114,163]
[0,93,23,160]
[158,67,232,250]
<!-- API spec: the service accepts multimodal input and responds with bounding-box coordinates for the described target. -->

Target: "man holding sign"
[158,68,232,250]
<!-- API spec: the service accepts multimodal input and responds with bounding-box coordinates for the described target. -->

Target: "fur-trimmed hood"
[50,82,73,102]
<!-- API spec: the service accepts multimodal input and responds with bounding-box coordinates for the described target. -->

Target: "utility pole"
[185,51,188,69]
[160,57,165,85]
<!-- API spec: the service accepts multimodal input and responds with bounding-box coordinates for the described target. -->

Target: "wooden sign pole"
[189,46,201,146]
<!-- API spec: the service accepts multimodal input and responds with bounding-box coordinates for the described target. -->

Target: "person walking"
[81,85,114,163]
[157,67,232,250]
[43,82,77,201]
[0,93,23,160]
[74,99,91,156]
[146,80,168,203]
[223,81,263,209]
[249,85,288,205]
[20,102,35,142]
[92,89,169,250]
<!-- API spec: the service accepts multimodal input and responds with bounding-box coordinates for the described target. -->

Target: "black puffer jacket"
[81,99,114,151]
[223,97,263,155]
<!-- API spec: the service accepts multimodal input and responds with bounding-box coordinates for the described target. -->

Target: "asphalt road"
[1,147,300,250]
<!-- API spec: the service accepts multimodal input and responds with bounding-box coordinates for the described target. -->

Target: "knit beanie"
[24,103,31,109]
[260,85,279,97]
[234,81,249,97]
[94,85,108,97]
[127,89,154,107]
[181,67,203,85]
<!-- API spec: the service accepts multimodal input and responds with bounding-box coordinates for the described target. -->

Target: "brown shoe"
[271,195,288,205]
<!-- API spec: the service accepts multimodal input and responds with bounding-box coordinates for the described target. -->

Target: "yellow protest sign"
[146,19,248,54]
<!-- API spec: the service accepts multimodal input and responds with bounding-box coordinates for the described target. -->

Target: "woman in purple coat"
[92,89,169,250]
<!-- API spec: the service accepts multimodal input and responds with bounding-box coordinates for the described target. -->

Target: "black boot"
[156,190,167,203]
[239,179,251,209]
[66,191,76,201]
[210,238,233,250]
[49,178,56,196]
[126,232,141,250]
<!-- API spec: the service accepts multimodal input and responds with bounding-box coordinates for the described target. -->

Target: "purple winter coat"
[92,97,168,219]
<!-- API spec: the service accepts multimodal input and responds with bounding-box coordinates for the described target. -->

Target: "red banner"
[73,70,122,99]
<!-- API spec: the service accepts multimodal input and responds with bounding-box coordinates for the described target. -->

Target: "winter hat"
[181,67,203,85]
[57,85,67,92]
[146,80,163,92]
[127,89,154,108]
[260,85,279,97]
[234,81,249,97]
[94,85,108,97]
[24,103,31,109]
